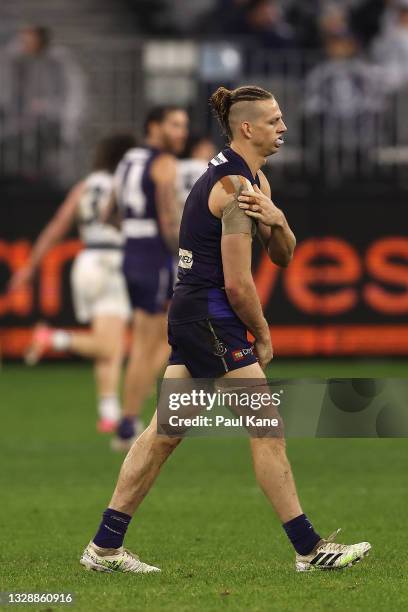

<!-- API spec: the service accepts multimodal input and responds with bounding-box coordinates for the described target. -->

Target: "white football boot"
[295,529,371,572]
[80,541,160,573]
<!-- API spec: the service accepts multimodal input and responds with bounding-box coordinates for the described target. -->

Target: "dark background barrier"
[253,179,408,354]
[0,177,407,357]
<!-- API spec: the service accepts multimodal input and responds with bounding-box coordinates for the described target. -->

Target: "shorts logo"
[178,248,193,269]
[232,346,254,361]
[213,340,228,357]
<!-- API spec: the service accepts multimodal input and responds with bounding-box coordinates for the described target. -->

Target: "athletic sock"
[93,508,132,549]
[282,514,321,556]
[51,330,71,351]
[117,416,136,440]
[98,395,121,422]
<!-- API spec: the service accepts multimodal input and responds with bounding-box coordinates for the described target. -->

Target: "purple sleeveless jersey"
[116,146,173,267]
[115,147,174,313]
[169,147,261,324]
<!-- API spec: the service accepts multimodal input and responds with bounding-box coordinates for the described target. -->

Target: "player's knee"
[152,433,182,458]
[144,417,182,454]
[252,435,287,456]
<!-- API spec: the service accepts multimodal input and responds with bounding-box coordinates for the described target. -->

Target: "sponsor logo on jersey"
[232,346,254,361]
[178,248,193,269]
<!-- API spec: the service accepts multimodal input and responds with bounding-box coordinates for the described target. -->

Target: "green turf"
[1,361,408,611]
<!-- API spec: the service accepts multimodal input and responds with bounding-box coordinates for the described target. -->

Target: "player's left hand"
[238,184,284,228]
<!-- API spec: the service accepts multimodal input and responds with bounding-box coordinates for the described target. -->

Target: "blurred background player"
[177,134,216,208]
[8,133,136,433]
[110,106,189,451]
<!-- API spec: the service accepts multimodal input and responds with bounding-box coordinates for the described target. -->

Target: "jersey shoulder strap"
[208,147,260,189]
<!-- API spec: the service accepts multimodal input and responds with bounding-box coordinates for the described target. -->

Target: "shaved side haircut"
[209,86,274,141]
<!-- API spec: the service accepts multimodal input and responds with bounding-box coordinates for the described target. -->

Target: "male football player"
[111,106,189,450]
[9,134,135,432]
[81,86,371,572]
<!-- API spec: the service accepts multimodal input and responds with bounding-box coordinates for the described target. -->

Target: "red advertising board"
[0,181,407,356]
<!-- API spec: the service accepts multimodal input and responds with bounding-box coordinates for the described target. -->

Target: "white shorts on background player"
[71,249,130,323]
[71,170,131,323]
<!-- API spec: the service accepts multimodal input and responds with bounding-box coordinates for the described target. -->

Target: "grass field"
[1,360,408,611]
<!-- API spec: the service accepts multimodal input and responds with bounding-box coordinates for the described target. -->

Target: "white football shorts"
[71,249,130,323]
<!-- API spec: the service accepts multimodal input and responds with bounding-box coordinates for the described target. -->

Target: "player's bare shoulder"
[151,152,178,182]
[209,175,257,236]
[209,175,247,216]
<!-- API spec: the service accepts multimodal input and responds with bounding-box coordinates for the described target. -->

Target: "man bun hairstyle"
[209,85,274,141]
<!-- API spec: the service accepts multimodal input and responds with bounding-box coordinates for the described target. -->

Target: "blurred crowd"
[203,0,408,89]
[0,25,86,182]
[138,0,408,63]
[143,0,408,95]
[2,0,408,185]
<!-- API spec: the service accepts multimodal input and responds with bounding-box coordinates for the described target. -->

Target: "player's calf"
[81,416,182,572]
